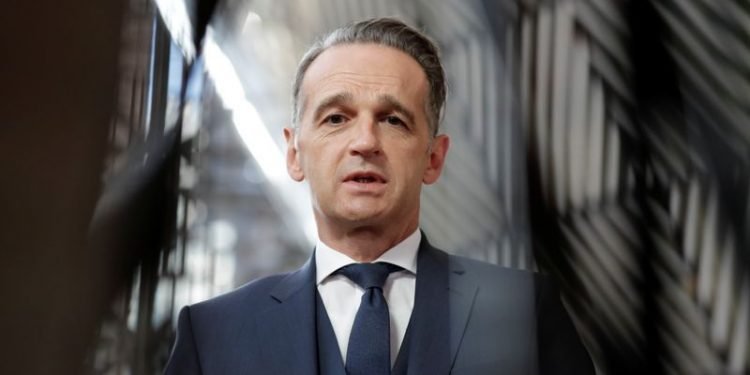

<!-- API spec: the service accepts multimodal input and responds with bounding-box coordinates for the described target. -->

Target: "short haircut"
[291,17,447,136]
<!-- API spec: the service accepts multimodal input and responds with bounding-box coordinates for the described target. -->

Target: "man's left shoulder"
[447,252,546,285]
[445,251,594,373]
[443,251,567,306]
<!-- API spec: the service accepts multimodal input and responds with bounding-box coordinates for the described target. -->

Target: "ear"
[423,134,450,184]
[284,127,305,182]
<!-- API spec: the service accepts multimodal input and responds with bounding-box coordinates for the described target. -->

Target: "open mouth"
[344,172,387,184]
[352,176,378,183]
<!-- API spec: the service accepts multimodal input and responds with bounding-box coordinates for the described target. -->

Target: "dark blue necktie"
[337,262,402,375]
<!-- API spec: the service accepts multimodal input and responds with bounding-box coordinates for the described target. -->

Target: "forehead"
[299,43,429,113]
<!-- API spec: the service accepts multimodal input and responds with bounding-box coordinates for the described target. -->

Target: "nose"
[348,117,381,157]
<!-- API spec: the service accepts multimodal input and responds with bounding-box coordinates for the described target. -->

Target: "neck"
[317,221,418,262]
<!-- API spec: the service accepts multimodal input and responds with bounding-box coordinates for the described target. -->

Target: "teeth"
[355,177,375,183]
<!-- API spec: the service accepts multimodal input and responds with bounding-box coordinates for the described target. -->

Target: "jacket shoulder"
[188,272,288,323]
[445,251,594,373]
[448,252,543,283]
[444,251,565,305]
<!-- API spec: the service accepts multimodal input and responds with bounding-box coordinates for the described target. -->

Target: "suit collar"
[404,234,478,374]
[269,255,315,302]
[258,255,319,375]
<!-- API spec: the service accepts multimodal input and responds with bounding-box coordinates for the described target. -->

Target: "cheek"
[298,144,323,174]
[403,150,429,175]
[304,153,338,191]
[393,158,428,194]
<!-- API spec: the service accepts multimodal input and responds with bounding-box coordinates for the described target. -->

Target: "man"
[165,18,593,374]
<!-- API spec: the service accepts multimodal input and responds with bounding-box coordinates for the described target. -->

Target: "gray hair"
[291,17,447,136]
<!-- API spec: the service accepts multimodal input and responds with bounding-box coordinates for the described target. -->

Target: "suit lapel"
[447,258,479,371]
[256,256,319,375]
[406,237,478,374]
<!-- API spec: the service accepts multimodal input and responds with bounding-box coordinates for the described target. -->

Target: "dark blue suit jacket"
[165,236,593,374]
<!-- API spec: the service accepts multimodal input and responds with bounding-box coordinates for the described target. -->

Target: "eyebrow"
[377,94,416,126]
[311,92,354,122]
[309,92,417,126]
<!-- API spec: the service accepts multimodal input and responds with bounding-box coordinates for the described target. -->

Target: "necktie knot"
[337,262,402,290]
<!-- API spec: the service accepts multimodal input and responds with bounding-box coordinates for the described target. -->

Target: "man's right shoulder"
[187,272,290,320]
[165,270,306,372]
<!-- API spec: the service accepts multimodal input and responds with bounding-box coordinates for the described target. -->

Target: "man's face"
[284,43,449,231]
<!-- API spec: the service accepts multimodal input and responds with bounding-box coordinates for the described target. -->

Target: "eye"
[383,115,405,127]
[324,114,347,125]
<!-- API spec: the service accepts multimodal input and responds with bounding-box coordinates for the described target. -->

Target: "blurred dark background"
[1,0,748,373]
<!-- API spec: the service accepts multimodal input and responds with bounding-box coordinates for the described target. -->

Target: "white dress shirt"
[315,229,420,367]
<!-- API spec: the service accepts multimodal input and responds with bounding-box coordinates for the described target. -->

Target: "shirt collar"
[315,229,421,285]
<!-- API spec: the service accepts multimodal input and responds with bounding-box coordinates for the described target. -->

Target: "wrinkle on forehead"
[309,71,414,99]
[297,44,428,122]
[319,72,404,91]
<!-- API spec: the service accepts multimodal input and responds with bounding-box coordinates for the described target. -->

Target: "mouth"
[343,171,387,184]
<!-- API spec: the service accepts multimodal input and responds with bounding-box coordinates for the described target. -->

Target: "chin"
[342,212,381,224]
[336,207,384,225]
